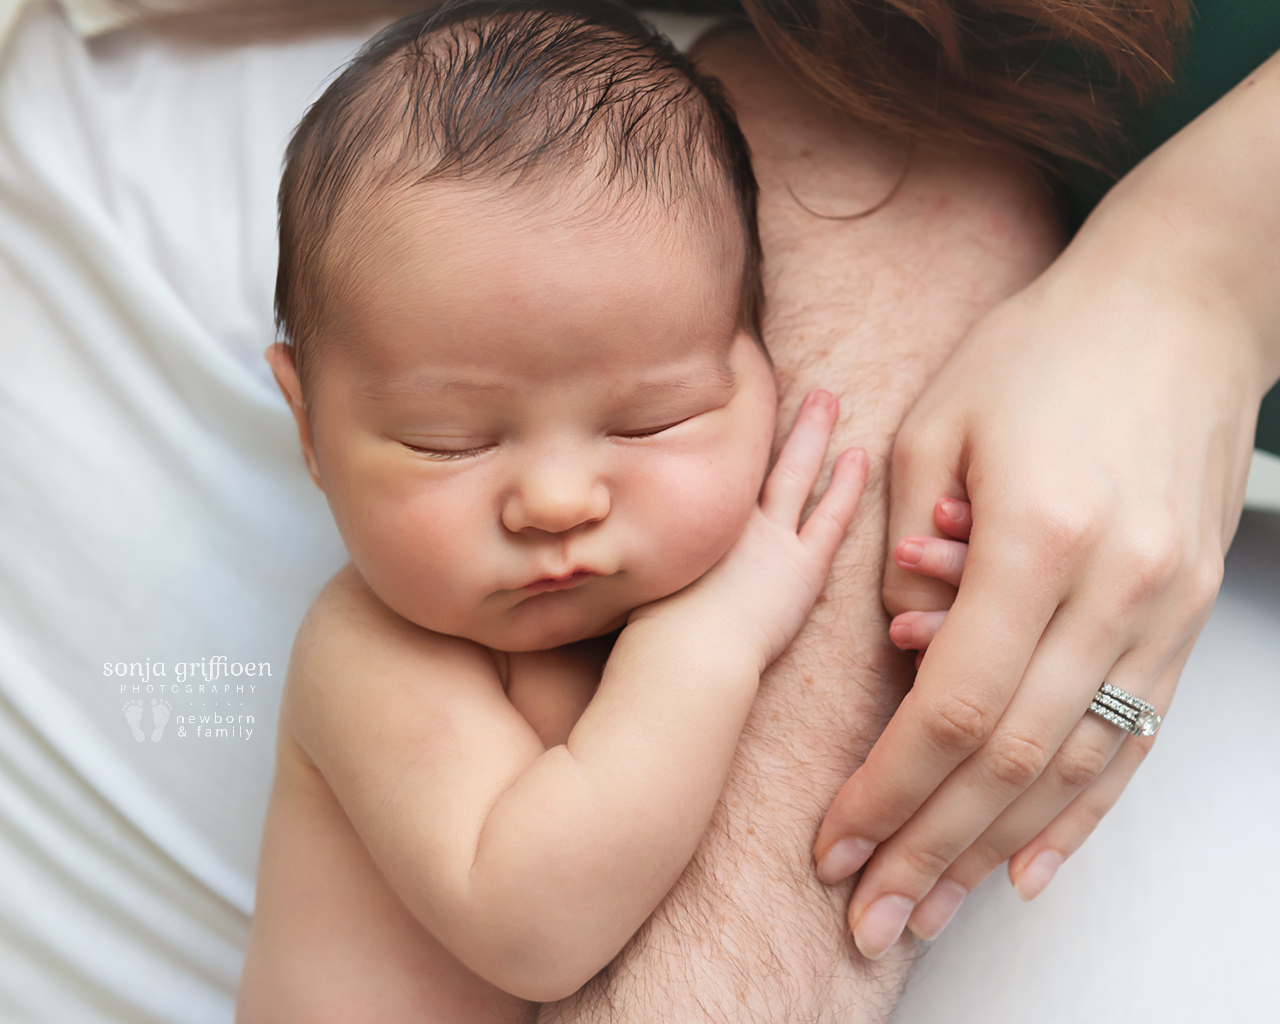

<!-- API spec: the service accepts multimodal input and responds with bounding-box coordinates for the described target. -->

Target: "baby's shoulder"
[285,565,503,734]
[301,563,490,659]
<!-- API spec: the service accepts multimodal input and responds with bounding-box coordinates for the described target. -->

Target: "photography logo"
[122,698,171,743]
[110,657,264,742]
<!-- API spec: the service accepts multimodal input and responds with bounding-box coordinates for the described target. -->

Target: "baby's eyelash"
[402,443,493,461]
[615,418,691,439]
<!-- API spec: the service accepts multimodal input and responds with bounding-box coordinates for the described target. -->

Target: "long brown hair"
[740,0,1191,169]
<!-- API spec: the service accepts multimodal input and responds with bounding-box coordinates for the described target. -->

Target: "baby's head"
[271,0,777,651]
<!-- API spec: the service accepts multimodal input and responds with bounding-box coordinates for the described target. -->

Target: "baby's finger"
[798,448,868,558]
[934,498,972,541]
[760,390,839,530]
[894,536,968,587]
[888,610,947,651]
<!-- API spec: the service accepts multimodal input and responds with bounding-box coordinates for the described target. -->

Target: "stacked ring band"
[1088,682,1162,737]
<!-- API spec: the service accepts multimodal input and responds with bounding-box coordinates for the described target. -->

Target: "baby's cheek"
[337,492,479,630]
[644,461,758,581]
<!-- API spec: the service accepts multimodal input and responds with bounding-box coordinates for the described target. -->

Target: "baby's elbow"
[500,964,597,1004]
[470,930,614,1003]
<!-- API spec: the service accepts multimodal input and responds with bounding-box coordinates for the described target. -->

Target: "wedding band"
[1088,682,1162,737]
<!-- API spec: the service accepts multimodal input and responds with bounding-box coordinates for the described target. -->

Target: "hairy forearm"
[538,32,1061,1024]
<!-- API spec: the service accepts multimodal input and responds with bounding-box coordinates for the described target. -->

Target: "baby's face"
[284,185,776,651]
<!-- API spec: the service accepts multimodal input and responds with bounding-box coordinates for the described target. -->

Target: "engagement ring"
[1088,682,1162,737]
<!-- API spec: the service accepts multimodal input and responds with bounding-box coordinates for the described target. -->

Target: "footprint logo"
[123,699,146,743]
[150,699,171,742]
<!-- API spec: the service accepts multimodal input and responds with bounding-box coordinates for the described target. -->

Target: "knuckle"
[1187,556,1225,610]
[919,693,997,756]
[982,733,1051,791]
[966,835,1010,872]
[1050,738,1112,792]
[1071,797,1107,837]
[899,842,955,879]
[772,460,810,491]
[1021,496,1109,574]
[1116,522,1182,604]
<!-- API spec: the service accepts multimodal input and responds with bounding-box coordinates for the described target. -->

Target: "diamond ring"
[1088,682,1162,737]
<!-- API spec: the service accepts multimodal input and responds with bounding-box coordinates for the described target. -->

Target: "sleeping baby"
[236,0,868,1018]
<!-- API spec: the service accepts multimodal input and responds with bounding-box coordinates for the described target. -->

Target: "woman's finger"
[814,538,1062,887]
[840,600,1124,959]
[907,636,1190,941]
[894,535,968,587]
[905,714,1125,938]
[1006,636,1190,900]
[760,390,838,529]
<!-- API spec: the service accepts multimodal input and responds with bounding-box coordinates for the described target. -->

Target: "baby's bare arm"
[537,32,1063,1023]
[283,401,861,1006]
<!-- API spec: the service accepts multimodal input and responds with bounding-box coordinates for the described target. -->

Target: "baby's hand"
[887,498,972,666]
[659,390,867,672]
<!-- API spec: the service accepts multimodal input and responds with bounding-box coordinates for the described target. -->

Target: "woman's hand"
[816,246,1261,958]
[812,49,1280,961]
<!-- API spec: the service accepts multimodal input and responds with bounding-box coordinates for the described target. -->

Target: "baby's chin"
[470,606,632,653]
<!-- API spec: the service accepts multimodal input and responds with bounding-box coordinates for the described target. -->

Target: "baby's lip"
[521,569,600,594]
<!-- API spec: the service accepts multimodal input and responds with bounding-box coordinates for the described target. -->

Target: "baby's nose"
[501,461,610,535]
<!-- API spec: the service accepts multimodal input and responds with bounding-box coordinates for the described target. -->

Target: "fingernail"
[1013,850,1064,902]
[889,621,912,648]
[908,879,967,941]
[854,895,915,960]
[815,837,876,885]
[897,541,923,566]
[938,498,965,521]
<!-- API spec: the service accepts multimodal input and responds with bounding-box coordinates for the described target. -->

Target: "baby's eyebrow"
[626,368,737,394]
[356,376,513,400]
[358,364,737,399]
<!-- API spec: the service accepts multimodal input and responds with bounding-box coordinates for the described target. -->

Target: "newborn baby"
[237,1,866,1018]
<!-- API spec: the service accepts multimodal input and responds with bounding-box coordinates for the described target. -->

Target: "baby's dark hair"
[276,0,763,391]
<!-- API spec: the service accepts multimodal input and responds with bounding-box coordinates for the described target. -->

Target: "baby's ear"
[264,343,323,490]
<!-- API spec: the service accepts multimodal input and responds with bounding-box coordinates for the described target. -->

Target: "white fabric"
[0,5,353,1020]
[1,0,126,56]
[0,4,1276,1022]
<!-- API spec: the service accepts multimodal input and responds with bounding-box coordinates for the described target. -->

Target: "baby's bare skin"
[237,161,867,1016]
[240,567,597,1021]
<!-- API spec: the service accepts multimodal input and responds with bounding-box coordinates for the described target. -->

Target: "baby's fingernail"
[889,621,912,648]
[938,498,965,521]
[897,541,923,566]
[854,895,915,960]
[908,879,967,941]
[815,837,876,885]
[1013,850,1064,902]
